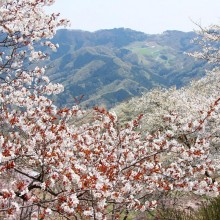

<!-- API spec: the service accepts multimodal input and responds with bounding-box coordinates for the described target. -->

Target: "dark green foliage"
[196,197,220,220]
[154,196,220,220]
[102,89,131,103]
[155,208,196,220]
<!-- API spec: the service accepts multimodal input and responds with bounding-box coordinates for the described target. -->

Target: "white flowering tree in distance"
[0,1,220,219]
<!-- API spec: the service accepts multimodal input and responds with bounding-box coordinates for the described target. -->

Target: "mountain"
[45,28,207,108]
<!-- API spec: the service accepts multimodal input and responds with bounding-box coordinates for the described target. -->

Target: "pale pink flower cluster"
[0,1,220,220]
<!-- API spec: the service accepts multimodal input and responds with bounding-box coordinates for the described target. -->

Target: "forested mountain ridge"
[46,28,207,108]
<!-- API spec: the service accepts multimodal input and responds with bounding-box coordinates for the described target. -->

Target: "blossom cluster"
[0,1,220,220]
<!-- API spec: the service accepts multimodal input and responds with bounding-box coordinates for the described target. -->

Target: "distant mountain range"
[45,28,207,108]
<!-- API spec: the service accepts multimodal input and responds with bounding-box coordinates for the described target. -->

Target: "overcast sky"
[48,0,220,34]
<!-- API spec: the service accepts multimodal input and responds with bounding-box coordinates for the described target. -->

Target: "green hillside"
[45,28,207,108]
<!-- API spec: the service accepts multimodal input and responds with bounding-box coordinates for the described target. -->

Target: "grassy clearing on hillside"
[125,41,176,68]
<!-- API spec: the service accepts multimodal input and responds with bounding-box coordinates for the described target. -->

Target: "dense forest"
[46,28,206,108]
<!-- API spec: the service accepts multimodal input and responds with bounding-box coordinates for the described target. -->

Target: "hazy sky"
[48,0,220,34]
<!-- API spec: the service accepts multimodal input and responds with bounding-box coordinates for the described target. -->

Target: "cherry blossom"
[0,1,220,219]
